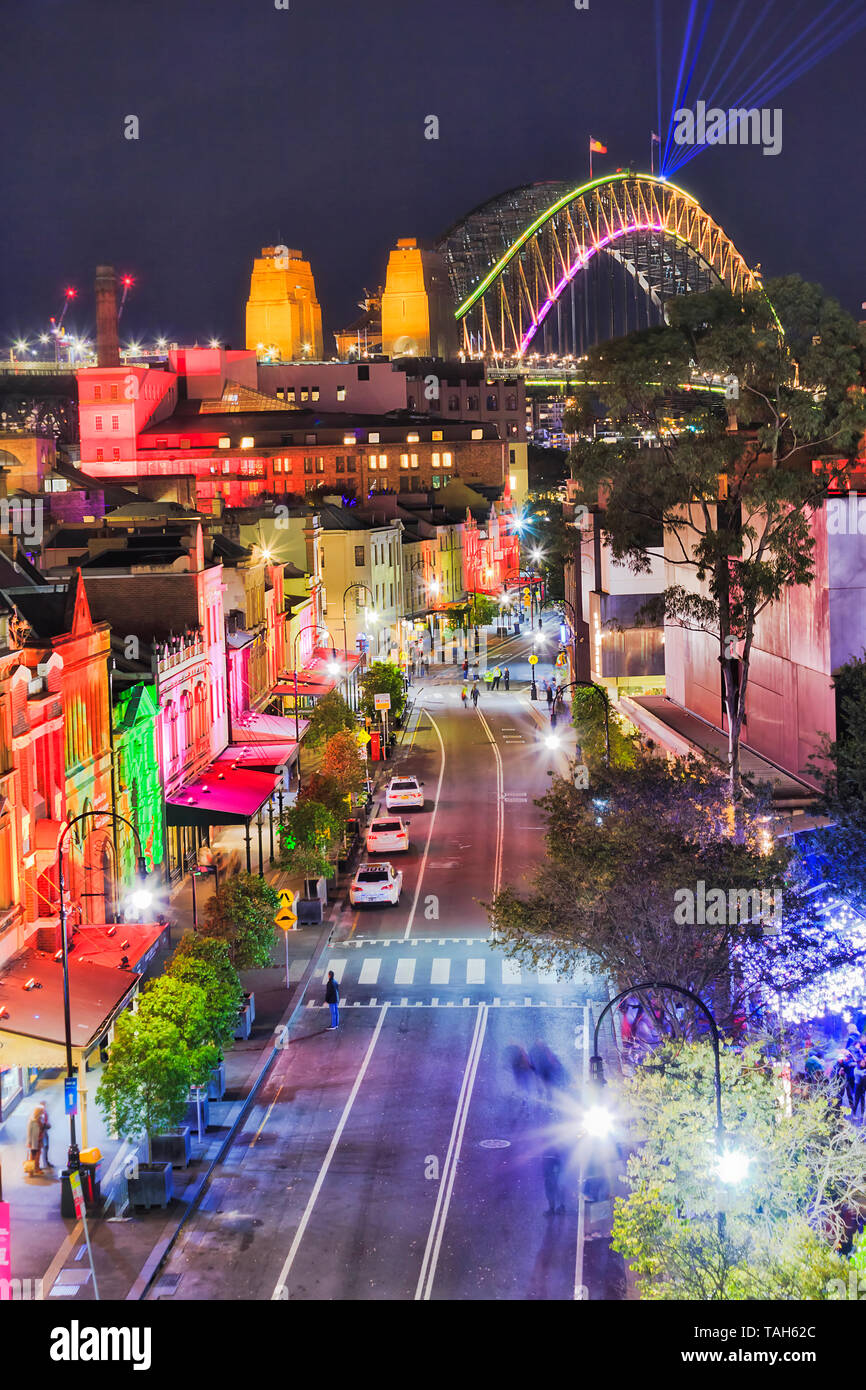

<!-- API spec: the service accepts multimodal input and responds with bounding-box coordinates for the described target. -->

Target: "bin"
[79,1151,103,1211]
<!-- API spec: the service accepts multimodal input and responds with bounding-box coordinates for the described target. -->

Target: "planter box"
[127,1162,173,1210]
[298,897,323,925]
[207,1061,226,1101]
[244,992,256,1025]
[233,1003,252,1040]
[151,1127,192,1169]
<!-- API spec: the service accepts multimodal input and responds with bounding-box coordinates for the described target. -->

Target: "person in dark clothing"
[506,1045,534,1096]
[542,1149,565,1214]
[470,685,479,707]
[325,970,340,1029]
[853,1060,866,1118]
[529,1041,566,1097]
[503,667,510,690]
[545,686,553,709]
[462,658,469,679]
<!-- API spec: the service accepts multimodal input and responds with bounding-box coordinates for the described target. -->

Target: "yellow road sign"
[275,888,298,931]
[528,654,539,665]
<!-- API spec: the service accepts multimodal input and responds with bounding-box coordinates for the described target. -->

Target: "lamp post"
[57,811,151,1189]
[529,547,546,629]
[341,582,375,678]
[554,678,611,766]
[555,598,581,684]
[590,981,741,1238]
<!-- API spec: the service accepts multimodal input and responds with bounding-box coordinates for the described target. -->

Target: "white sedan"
[385,775,424,811]
[366,816,409,854]
[349,862,403,907]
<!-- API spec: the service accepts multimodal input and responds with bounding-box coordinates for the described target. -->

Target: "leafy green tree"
[199,872,279,969]
[568,278,866,803]
[166,934,243,1050]
[320,729,368,800]
[136,976,220,1087]
[571,685,638,768]
[96,1012,193,1162]
[611,1040,866,1300]
[359,661,406,721]
[278,798,340,886]
[304,690,356,749]
[468,594,499,626]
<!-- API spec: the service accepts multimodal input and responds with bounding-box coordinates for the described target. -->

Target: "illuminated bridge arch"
[454,173,761,359]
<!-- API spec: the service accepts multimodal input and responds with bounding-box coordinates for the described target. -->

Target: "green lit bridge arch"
[450,173,761,359]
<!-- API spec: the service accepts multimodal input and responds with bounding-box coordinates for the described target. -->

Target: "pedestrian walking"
[853,1060,866,1118]
[545,685,553,709]
[37,1104,53,1168]
[470,685,479,707]
[24,1106,45,1175]
[503,666,510,691]
[492,666,502,690]
[542,1149,565,1215]
[462,658,469,679]
[550,702,558,729]
[325,970,340,1029]
[529,1040,566,1097]
[506,1044,534,1097]
[461,685,468,707]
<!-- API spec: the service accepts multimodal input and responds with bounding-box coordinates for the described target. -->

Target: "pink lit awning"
[165,757,280,826]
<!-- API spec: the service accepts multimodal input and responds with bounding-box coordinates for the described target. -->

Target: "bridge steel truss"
[454,173,761,359]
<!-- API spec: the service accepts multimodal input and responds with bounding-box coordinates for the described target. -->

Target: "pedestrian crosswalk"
[319,954,582,992]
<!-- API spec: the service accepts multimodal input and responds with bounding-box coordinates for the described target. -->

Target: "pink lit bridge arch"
[453,172,761,359]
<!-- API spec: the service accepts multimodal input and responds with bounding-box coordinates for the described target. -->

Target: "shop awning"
[218,744,295,774]
[0,946,143,1068]
[165,756,280,827]
[230,710,309,745]
[274,647,363,702]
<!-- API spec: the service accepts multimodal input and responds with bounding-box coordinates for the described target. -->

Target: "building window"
[467,395,478,410]
[111,415,120,430]
[218,435,230,448]
[287,387,296,403]
[112,447,120,460]
[95,447,104,461]
[432,453,440,468]
[336,456,345,473]
[432,474,441,489]
[355,545,365,566]
[274,459,283,473]
[347,455,357,472]
[448,395,459,411]
[486,394,498,410]
[305,433,316,444]
[357,364,370,381]
[407,432,419,443]
[368,431,380,444]
[93,385,102,400]
[443,452,452,468]
[337,385,346,401]
[95,416,103,430]
[311,387,320,402]
[471,428,483,440]
[379,454,387,470]
[300,388,309,402]
[509,448,516,463]
[432,429,443,441]
[410,453,419,469]
[342,434,356,446]
[400,454,409,469]
[305,480,316,492]
[304,457,313,474]
[315,457,324,472]
[110,384,119,400]
[506,393,518,411]
[369,456,377,470]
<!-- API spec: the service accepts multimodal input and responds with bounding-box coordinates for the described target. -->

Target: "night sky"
[3,0,864,349]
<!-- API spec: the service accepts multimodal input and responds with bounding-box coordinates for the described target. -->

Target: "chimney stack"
[95,265,120,367]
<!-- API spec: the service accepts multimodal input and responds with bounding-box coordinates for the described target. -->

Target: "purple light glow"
[517,222,666,357]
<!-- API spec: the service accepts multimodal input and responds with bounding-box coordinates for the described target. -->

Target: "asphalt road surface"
[149,655,616,1302]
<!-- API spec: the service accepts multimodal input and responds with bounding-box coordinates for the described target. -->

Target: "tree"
[136,976,220,1086]
[199,872,279,969]
[571,685,638,768]
[487,749,792,1036]
[359,661,406,721]
[96,1012,192,1162]
[320,729,368,801]
[166,934,243,1050]
[304,690,356,749]
[611,1040,866,1299]
[568,279,866,805]
[278,798,340,886]
[468,594,499,627]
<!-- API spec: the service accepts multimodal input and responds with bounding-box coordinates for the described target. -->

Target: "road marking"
[348,910,360,939]
[358,958,381,985]
[323,959,348,983]
[474,705,504,896]
[271,1004,389,1299]
[416,1003,489,1301]
[501,959,522,984]
[466,958,485,984]
[402,708,446,941]
[394,958,416,985]
[430,959,450,985]
[250,1085,284,1149]
[575,1001,591,1301]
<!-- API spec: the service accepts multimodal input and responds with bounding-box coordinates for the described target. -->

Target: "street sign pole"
[69,1169,99,1300]
[285,924,290,989]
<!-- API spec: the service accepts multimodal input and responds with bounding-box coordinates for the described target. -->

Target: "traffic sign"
[68,1168,83,1220]
[528,654,539,666]
[355,728,371,746]
[373,693,391,711]
[64,1076,78,1116]
[275,888,298,931]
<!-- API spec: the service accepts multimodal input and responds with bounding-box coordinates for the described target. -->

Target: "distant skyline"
[3,0,864,351]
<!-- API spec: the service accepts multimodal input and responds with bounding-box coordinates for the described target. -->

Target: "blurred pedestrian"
[550,703,558,729]
[545,685,553,709]
[462,658,469,679]
[36,1104,53,1168]
[853,1060,866,1118]
[530,1040,565,1096]
[461,685,468,707]
[506,1044,534,1096]
[503,667,510,691]
[25,1106,45,1175]
[471,685,479,707]
[492,666,502,690]
[325,970,340,1030]
[542,1149,565,1215]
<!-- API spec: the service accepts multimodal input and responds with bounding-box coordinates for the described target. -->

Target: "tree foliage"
[359,661,406,720]
[567,278,866,799]
[278,798,340,883]
[320,729,368,800]
[96,1011,193,1158]
[304,690,356,749]
[167,934,243,1050]
[611,1041,866,1300]
[136,976,220,1087]
[199,872,279,969]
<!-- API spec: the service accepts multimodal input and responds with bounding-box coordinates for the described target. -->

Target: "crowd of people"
[804,1018,866,1117]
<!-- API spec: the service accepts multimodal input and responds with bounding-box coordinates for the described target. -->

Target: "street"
[147,669,614,1301]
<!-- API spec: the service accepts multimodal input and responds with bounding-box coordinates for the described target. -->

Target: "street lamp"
[554,679,611,766]
[56,811,151,1192]
[341,582,375,667]
[555,598,581,683]
[589,981,748,1237]
[290,621,335,745]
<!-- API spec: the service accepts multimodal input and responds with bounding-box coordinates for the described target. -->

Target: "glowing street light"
[716,1149,750,1185]
[584,1104,616,1139]
[545,731,561,750]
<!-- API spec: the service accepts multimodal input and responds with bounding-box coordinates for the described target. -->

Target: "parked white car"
[385,775,424,811]
[366,816,409,854]
[349,862,403,907]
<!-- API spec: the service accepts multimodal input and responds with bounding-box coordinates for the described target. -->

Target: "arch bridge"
[448,173,760,359]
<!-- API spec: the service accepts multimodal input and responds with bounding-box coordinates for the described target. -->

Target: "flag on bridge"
[589,137,607,179]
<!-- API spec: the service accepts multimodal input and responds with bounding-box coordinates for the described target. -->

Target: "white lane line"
[501,959,522,985]
[271,1003,389,1299]
[430,958,451,985]
[466,958,485,985]
[415,1002,489,1301]
[575,1000,591,1301]
[323,959,348,983]
[394,958,416,985]
[474,705,504,896]
[358,958,381,985]
[402,708,446,942]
